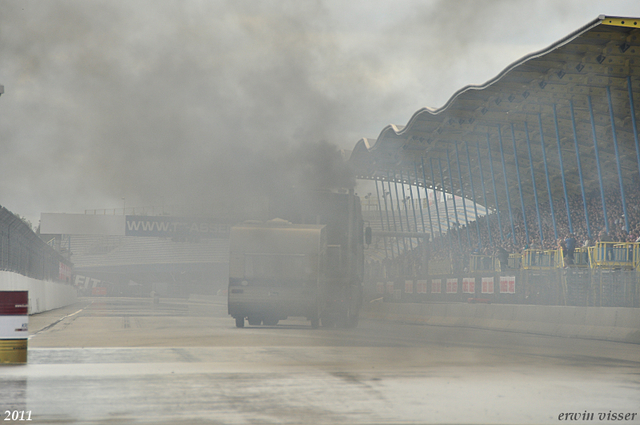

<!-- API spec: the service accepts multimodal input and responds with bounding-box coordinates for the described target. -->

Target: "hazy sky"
[1,0,639,225]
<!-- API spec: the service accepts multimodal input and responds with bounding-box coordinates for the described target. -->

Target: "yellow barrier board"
[0,339,28,364]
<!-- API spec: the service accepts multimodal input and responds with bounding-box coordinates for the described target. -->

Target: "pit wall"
[361,301,640,344]
[0,271,77,315]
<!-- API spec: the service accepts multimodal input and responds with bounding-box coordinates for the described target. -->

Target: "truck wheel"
[347,312,359,328]
[321,316,335,328]
[248,317,261,326]
[310,317,319,329]
[336,308,349,328]
[235,316,245,328]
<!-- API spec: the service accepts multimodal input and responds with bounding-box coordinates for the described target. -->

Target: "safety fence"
[0,207,72,283]
[366,244,640,308]
[365,267,639,308]
[429,243,640,274]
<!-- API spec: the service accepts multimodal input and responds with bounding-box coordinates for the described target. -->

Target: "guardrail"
[588,242,639,269]
[469,243,640,272]
[369,245,640,308]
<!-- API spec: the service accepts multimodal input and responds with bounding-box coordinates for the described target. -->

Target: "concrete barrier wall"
[362,301,640,344]
[0,271,77,314]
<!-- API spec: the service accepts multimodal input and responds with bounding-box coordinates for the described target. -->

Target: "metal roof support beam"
[419,159,436,240]
[445,150,462,248]
[486,134,504,242]
[607,86,629,233]
[465,142,482,248]
[428,159,444,239]
[454,142,471,247]
[414,162,429,237]
[385,173,401,257]
[538,114,558,240]
[525,122,544,244]
[399,170,415,252]
[392,173,409,253]
[510,124,530,245]
[374,179,390,260]
[497,127,516,244]
[627,77,640,191]
[400,168,419,251]
[553,104,573,234]
[587,95,609,235]
[569,100,592,240]
[476,140,493,246]
[437,159,453,238]
[406,172,420,237]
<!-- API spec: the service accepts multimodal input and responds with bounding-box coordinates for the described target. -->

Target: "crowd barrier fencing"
[587,242,639,269]
[365,267,639,308]
[423,243,640,276]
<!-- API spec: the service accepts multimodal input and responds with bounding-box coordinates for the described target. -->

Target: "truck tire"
[336,307,350,328]
[235,316,245,328]
[310,317,319,329]
[347,311,359,328]
[321,316,335,328]
[248,317,262,326]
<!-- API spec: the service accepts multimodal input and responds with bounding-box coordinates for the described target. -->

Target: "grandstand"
[350,16,640,307]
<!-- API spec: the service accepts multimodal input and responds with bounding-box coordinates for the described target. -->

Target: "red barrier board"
[92,287,107,296]
[0,291,28,315]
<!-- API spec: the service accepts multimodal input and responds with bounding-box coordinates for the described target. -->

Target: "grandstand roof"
[349,16,640,213]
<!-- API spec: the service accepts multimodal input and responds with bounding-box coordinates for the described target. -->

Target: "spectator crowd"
[366,179,640,278]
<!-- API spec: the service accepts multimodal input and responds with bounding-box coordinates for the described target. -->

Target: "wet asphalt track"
[1,297,639,424]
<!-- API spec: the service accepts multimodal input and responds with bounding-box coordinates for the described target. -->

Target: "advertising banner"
[404,280,414,294]
[59,262,72,282]
[0,291,28,316]
[431,279,441,294]
[500,276,516,294]
[0,316,29,339]
[462,277,475,294]
[482,277,494,294]
[386,281,395,294]
[446,278,458,294]
[125,216,230,238]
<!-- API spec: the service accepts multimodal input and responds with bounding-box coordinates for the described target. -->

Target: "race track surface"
[2,297,639,424]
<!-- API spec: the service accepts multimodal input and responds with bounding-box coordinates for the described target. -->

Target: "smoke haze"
[1,0,638,223]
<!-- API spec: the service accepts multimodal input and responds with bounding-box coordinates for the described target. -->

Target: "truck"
[228,190,368,328]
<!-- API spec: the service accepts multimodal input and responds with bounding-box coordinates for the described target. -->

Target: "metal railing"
[588,242,639,269]
[522,249,558,270]
[372,243,640,281]
[469,255,496,272]
[0,207,72,282]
